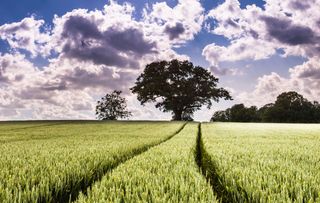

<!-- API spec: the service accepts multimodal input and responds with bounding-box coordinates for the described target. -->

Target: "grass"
[2,121,320,202]
[76,123,217,203]
[201,122,320,202]
[0,121,184,202]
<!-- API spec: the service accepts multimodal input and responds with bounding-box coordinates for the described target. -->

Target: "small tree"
[96,90,132,120]
[131,59,232,120]
[211,110,230,122]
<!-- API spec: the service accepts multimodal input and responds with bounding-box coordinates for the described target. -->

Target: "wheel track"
[53,122,188,203]
[195,123,247,203]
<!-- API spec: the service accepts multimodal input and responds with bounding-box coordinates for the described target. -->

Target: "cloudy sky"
[0,0,319,121]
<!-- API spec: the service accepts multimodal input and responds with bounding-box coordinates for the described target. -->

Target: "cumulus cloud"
[237,57,320,106]
[0,52,97,119]
[290,58,320,79]
[0,0,204,120]
[203,38,276,68]
[49,65,135,92]
[289,1,311,10]
[143,0,204,44]
[60,16,156,69]
[201,0,320,105]
[0,16,51,57]
[203,0,320,75]
[164,22,185,40]
[0,53,37,85]
[261,16,317,46]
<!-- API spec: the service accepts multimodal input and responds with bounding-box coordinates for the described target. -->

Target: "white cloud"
[0,16,51,57]
[5,0,319,120]
[142,0,204,45]
[0,0,205,120]
[237,57,320,106]
[203,37,276,67]
[203,0,320,76]
[0,52,38,85]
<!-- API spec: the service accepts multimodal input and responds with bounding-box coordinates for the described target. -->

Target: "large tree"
[131,59,232,120]
[96,90,132,120]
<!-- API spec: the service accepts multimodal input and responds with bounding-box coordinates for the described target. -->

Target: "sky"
[0,0,319,121]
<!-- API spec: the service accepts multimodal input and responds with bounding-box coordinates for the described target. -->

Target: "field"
[0,121,184,202]
[201,123,320,202]
[77,123,216,203]
[1,121,320,202]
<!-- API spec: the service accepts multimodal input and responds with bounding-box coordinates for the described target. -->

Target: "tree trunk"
[172,109,183,120]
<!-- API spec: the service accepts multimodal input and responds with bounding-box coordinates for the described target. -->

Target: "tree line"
[211,91,320,123]
[95,59,320,123]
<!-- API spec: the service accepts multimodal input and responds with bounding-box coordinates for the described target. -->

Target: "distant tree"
[246,106,260,122]
[258,103,275,122]
[211,91,320,123]
[211,110,230,122]
[313,101,320,122]
[96,90,132,120]
[264,91,314,123]
[131,59,232,120]
[213,104,259,122]
[229,104,259,122]
[229,104,249,122]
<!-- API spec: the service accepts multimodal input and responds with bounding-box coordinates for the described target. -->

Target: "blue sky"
[0,0,319,120]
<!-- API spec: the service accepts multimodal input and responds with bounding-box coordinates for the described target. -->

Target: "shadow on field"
[52,122,188,203]
[195,123,247,203]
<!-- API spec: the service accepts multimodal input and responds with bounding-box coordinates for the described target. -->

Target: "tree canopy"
[211,91,320,123]
[131,59,232,120]
[96,90,132,120]
[211,104,260,122]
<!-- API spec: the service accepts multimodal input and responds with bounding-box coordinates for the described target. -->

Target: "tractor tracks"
[56,122,188,203]
[195,123,245,203]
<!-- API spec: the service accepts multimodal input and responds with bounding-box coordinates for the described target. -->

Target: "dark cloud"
[61,16,156,68]
[0,59,10,68]
[164,22,185,40]
[299,70,320,79]
[62,44,137,68]
[0,61,9,83]
[289,1,311,10]
[296,67,320,79]
[105,28,156,56]
[40,80,67,91]
[62,16,101,39]
[261,16,316,45]
[225,19,239,28]
[14,75,24,82]
[16,87,59,103]
[62,67,135,92]
[228,5,236,12]
[248,29,259,39]
[0,74,9,83]
[41,67,135,93]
